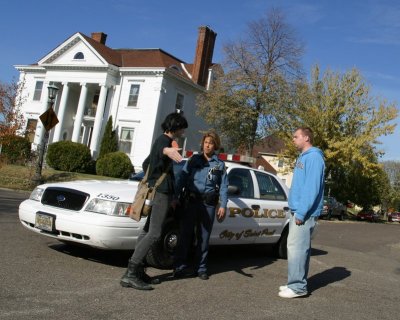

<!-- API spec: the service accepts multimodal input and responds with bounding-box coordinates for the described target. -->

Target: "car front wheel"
[146,221,179,269]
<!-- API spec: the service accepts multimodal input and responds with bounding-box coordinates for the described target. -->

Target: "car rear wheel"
[273,227,288,259]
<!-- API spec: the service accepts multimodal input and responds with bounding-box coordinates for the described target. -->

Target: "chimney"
[192,26,217,87]
[91,32,107,45]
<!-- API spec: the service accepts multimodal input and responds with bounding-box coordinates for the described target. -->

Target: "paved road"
[1,189,399,320]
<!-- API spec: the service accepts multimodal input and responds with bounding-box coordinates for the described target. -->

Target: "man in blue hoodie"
[279,127,325,298]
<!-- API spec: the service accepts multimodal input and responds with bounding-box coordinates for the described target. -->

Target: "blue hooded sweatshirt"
[288,146,325,221]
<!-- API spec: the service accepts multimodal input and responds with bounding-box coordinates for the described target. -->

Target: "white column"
[90,84,108,157]
[72,83,88,142]
[53,82,70,142]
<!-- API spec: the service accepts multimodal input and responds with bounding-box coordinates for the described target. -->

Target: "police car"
[19,152,290,268]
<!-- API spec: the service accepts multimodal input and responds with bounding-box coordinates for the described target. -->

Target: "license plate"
[35,212,56,232]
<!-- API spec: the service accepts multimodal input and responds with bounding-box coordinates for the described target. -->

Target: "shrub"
[46,141,92,173]
[0,134,32,164]
[96,151,133,178]
[98,116,118,159]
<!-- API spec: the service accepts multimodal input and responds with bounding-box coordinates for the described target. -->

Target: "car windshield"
[129,160,187,181]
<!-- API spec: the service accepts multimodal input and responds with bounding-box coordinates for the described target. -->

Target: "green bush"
[0,135,32,164]
[46,141,92,173]
[96,151,133,178]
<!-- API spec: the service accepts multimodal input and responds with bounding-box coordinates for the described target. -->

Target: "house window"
[33,81,43,101]
[175,93,184,113]
[119,128,134,154]
[127,84,140,107]
[278,159,284,168]
[74,52,84,59]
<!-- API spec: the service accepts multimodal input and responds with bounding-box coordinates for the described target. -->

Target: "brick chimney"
[192,26,217,87]
[91,32,107,45]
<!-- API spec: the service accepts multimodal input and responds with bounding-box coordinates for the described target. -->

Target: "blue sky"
[1,0,399,160]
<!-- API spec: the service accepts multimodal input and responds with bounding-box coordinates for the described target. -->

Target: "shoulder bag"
[128,166,168,222]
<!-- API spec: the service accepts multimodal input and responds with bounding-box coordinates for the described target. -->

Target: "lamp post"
[32,84,59,186]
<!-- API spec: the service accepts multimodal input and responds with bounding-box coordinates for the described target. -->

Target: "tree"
[197,8,304,154]
[276,66,398,208]
[98,116,118,159]
[0,79,27,139]
[382,161,400,211]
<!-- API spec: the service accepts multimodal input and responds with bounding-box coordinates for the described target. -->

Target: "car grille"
[41,187,90,211]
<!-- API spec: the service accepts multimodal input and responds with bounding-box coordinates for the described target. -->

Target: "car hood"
[38,180,140,202]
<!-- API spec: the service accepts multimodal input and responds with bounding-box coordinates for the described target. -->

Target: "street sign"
[39,107,59,131]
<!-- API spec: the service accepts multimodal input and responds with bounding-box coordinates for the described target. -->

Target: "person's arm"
[217,164,228,220]
[163,147,183,163]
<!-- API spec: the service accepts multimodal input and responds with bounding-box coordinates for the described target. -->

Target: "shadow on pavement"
[311,247,328,256]
[308,266,351,292]
[48,242,133,267]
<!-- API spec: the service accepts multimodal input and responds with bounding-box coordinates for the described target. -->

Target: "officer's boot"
[120,260,153,290]
[137,263,161,285]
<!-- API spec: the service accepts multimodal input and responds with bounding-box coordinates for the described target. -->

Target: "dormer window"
[73,52,84,59]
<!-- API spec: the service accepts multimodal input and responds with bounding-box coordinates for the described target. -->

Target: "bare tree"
[197,8,304,154]
[0,79,27,138]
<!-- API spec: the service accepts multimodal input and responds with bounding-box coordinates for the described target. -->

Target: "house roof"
[79,33,198,82]
[252,135,286,157]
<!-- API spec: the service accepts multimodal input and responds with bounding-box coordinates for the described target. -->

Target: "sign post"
[32,85,59,186]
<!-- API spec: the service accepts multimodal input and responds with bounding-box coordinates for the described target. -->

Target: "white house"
[15,26,217,170]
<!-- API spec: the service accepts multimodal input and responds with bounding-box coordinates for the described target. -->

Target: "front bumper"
[18,199,144,250]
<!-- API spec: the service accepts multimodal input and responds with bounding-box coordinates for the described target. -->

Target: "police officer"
[173,131,228,280]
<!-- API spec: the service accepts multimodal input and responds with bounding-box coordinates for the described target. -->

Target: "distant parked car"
[388,212,400,223]
[321,196,347,220]
[357,209,379,222]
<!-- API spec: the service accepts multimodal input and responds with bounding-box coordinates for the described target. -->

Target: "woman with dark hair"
[173,130,228,280]
[120,112,188,290]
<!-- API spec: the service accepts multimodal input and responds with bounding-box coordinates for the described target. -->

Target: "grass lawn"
[0,164,123,191]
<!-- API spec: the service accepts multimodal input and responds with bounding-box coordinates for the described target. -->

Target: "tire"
[273,227,288,259]
[145,221,179,269]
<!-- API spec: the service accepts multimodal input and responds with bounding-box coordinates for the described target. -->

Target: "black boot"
[120,260,153,290]
[137,263,161,285]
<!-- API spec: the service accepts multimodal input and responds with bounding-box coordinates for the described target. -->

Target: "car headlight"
[85,199,131,216]
[29,187,45,201]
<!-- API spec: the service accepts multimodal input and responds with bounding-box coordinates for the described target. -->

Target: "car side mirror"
[228,185,240,195]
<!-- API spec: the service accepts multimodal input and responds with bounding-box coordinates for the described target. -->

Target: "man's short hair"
[297,127,314,144]
[161,112,188,133]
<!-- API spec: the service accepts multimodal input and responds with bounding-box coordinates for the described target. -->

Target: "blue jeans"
[286,214,317,294]
[174,199,215,274]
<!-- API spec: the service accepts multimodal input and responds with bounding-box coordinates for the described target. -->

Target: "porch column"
[89,84,108,157]
[53,82,70,142]
[72,83,88,142]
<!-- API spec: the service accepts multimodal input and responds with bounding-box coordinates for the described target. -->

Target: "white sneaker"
[279,285,288,291]
[278,288,307,298]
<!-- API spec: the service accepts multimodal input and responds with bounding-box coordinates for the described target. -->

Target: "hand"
[171,199,180,210]
[217,207,226,220]
[295,218,304,225]
[163,147,183,163]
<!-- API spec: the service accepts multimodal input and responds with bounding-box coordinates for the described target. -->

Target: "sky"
[1,0,399,161]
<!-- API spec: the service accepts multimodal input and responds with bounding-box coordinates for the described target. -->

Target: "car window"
[254,171,287,201]
[228,168,254,198]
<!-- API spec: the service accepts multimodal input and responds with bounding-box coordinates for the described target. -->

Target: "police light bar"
[182,150,254,163]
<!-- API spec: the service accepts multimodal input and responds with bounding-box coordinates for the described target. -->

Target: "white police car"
[19,153,290,268]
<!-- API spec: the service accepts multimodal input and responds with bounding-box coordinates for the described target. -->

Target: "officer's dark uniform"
[174,153,228,276]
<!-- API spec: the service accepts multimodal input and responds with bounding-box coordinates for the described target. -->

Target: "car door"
[251,170,289,244]
[210,168,259,245]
